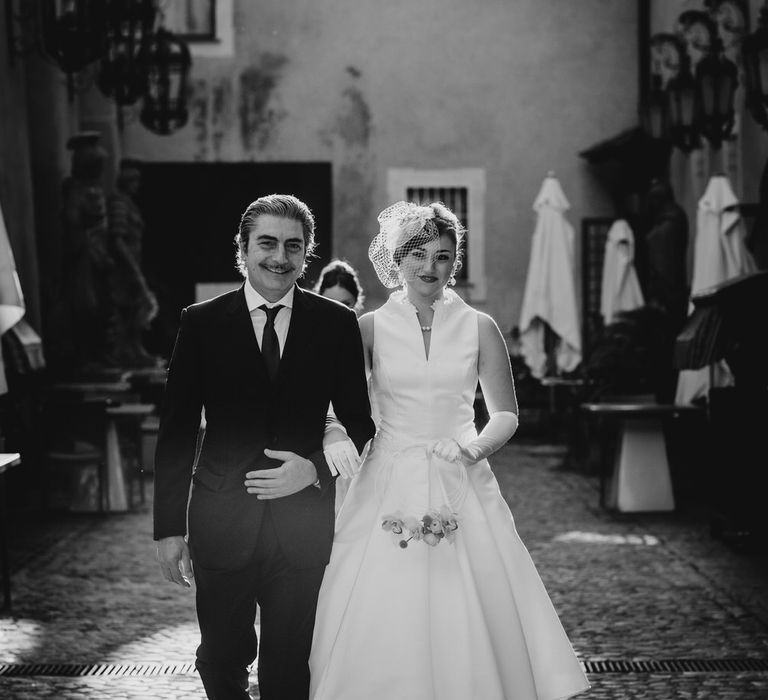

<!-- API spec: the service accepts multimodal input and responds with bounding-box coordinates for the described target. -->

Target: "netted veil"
[368,201,441,288]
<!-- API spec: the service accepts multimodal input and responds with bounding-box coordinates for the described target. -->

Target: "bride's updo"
[369,201,465,288]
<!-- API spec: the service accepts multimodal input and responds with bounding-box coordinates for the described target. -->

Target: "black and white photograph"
[0,0,767,698]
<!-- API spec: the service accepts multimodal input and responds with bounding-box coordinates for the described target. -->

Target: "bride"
[310,201,590,700]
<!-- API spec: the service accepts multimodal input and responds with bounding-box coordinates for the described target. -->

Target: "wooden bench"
[580,401,705,512]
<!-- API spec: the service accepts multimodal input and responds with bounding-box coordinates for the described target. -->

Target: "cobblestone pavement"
[2,441,767,699]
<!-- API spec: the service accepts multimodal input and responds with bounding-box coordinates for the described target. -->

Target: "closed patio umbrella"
[600,219,644,325]
[675,174,755,404]
[519,174,581,378]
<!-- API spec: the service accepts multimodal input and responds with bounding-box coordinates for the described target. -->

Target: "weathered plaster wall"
[120,0,638,326]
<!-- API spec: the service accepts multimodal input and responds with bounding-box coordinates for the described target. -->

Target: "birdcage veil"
[368,201,442,288]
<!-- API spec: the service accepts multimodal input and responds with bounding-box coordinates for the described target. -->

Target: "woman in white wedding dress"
[310,201,590,700]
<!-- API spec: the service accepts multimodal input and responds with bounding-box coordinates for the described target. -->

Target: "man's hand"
[244,449,318,499]
[156,535,193,587]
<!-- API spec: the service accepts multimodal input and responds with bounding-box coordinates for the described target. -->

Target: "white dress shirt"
[244,280,294,357]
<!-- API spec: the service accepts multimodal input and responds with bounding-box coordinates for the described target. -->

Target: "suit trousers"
[194,505,326,700]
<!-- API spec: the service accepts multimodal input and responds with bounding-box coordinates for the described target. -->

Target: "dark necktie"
[259,304,283,383]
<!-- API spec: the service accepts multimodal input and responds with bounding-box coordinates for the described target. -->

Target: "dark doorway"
[137,162,332,358]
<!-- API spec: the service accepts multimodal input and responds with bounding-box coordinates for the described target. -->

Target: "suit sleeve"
[306,309,374,490]
[331,310,376,452]
[153,308,204,540]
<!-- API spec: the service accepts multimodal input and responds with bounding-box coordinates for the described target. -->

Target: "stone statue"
[56,131,114,373]
[106,158,159,367]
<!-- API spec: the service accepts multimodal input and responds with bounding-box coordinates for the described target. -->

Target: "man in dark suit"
[154,194,375,700]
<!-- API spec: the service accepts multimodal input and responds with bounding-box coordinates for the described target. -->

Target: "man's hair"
[234,194,317,276]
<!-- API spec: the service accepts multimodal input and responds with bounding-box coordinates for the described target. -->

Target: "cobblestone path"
[1,442,767,698]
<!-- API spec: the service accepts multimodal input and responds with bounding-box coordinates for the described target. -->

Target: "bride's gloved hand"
[323,431,362,479]
[430,438,464,463]
[459,411,519,465]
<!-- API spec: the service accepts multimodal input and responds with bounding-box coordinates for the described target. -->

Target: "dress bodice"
[371,289,479,446]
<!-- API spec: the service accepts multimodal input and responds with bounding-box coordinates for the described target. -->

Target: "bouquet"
[381,507,459,549]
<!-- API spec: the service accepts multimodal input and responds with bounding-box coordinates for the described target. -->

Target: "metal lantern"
[38,0,108,75]
[642,75,670,142]
[139,28,192,135]
[667,65,700,153]
[676,10,717,73]
[743,5,768,131]
[97,0,158,106]
[695,49,738,148]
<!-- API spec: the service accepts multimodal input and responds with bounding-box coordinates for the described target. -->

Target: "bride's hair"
[393,202,464,268]
[391,203,465,287]
[369,201,466,288]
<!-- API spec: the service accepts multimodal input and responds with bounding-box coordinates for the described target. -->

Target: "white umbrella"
[600,219,644,325]
[675,174,756,404]
[0,200,25,395]
[519,174,581,378]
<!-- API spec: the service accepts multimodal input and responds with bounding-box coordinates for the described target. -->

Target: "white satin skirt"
[309,438,590,700]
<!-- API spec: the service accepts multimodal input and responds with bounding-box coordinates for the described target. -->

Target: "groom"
[154,194,375,700]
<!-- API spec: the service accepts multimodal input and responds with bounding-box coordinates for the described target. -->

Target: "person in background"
[314,259,365,314]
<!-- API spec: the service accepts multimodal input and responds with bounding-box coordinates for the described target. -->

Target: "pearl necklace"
[413,298,436,333]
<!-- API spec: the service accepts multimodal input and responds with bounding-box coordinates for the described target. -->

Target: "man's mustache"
[261,264,296,273]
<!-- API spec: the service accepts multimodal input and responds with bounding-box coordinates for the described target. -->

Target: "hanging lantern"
[642,75,670,142]
[38,0,108,75]
[98,0,158,106]
[743,4,768,132]
[711,0,748,64]
[139,28,192,135]
[694,49,738,148]
[676,10,716,74]
[667,65,700,153]
[644,34,684,143]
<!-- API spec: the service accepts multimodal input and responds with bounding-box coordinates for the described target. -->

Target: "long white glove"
[431,411,519,465]
[323,406,362,479]
[323,438,362,479]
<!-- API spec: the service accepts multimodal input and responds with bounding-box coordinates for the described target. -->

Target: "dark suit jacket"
[153,284,375,570]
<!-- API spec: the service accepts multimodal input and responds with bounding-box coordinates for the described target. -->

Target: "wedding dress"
[309,289,589,700]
